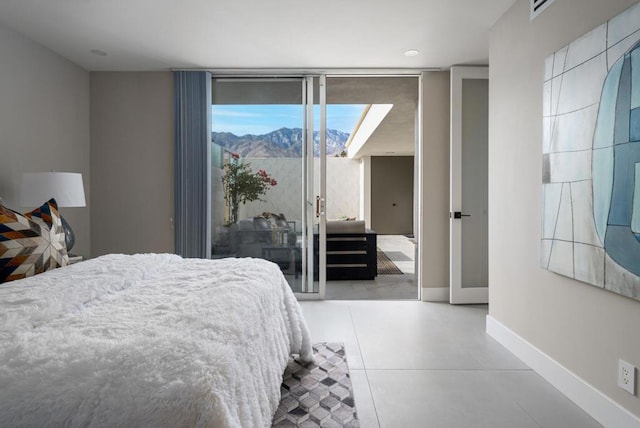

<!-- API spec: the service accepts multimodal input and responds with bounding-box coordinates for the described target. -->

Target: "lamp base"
[61,216,76,253]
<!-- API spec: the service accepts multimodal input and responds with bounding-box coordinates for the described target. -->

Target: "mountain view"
[212,127,350,158]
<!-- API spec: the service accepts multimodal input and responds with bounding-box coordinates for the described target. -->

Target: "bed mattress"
[0,253,312,427]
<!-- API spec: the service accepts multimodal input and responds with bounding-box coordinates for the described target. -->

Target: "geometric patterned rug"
[272,343,359,427]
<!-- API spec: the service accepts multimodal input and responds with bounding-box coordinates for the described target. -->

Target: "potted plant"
[222,153,277,224]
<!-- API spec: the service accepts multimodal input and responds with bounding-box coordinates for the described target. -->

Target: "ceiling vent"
[530,0,556,21]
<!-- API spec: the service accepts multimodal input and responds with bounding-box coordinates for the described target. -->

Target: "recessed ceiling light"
[91,49,108,57]
[404,49,419,57]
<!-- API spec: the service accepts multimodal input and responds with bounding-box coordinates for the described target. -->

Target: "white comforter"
[0,254,313,428]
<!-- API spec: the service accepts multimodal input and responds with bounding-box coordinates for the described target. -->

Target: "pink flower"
[270,179,277,186]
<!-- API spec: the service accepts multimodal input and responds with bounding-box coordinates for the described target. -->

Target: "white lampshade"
[20,172,86,208]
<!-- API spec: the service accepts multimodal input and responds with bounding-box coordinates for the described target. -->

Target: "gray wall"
[420,71,451,295]
[0,23,91,257]
[90,72,174,256]
[490,0,640,416]
[371,156,414,234]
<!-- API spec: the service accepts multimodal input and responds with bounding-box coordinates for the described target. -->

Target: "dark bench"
[314,221,377,280]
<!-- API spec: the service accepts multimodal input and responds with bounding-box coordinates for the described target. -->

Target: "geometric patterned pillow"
[0,198,69,283]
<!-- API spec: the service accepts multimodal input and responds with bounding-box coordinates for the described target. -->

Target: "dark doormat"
[377,250,404,275]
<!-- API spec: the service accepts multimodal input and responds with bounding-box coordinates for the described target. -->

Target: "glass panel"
[210,76,374,296]
[461,78,489,288]
[312,100,366,290]
[211,79,307,293]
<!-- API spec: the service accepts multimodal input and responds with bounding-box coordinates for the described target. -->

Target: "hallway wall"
[419,71,451,300]
[489,0,640,418]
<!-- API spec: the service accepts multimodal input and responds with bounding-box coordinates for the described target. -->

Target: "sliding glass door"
[210,76,326,298]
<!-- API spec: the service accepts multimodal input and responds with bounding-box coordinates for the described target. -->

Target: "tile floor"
[299,300,602,428]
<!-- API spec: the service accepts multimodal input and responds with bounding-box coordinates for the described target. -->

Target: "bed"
[0,253,313,427]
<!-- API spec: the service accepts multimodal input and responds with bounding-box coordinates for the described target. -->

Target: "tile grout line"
[347,303,383,428]
[514,401,544,428]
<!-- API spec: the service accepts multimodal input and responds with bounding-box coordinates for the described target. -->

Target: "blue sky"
[212,104,366,136]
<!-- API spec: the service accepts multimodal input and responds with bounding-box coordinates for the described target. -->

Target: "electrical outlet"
[618,359,636,395]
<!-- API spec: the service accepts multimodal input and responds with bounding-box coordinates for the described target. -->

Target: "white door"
[450,67,489,304]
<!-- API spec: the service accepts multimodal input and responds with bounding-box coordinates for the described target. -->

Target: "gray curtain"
[174,71,212,258]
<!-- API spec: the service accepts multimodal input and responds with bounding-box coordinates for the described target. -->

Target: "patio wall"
[212,157,361,236]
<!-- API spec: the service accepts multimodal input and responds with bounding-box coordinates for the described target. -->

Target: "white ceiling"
[0,0,517,72]
[0,0,512,157]
[328,77,418,157]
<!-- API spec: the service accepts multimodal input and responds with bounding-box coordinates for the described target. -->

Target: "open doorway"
[324,76,419,300]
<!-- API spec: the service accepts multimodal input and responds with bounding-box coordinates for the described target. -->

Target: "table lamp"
[20,172,86,252]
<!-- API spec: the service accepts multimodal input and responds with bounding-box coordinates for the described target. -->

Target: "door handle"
[450,211,471,219]
[316,196,325,217]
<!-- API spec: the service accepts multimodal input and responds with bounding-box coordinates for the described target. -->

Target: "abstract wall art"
[542,1,640,301]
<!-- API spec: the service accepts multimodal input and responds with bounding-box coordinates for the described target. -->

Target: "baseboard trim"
[486,315,640,428]
[421,287,449,302]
